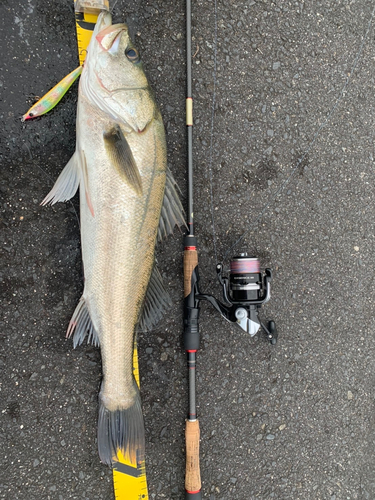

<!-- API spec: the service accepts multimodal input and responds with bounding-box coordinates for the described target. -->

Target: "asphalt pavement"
[2,0,375,498]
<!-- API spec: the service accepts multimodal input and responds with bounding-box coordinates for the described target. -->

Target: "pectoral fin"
[103,125,142,195]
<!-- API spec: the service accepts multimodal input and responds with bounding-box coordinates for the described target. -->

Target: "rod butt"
[185,419,201,495]
[185,491,202,499]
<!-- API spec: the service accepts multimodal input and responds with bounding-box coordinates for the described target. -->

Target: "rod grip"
[183,247,200,349]
[185,419,201,497]
[184,248,198,297]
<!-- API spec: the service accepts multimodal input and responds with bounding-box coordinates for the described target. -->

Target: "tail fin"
[97,382,145,466]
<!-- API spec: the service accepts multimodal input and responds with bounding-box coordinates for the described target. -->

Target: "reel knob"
[234,307,260,336]
[235,308,247,320]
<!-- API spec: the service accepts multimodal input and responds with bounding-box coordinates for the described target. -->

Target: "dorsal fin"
[157,167,186,241]
[138,265,172,332]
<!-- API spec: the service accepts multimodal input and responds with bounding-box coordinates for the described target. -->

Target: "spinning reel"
[184,252,277,346]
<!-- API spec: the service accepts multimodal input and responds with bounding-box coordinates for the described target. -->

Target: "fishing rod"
[182,0,278,498]
[183,0,201,497]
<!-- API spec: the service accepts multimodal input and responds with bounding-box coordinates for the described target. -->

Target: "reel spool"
[229,256,262,302]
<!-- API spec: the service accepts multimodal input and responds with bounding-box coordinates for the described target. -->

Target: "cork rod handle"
[185,419,202,498]
[184,248,198,298]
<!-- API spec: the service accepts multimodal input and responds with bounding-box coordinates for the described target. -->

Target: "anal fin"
[66,296,99,348]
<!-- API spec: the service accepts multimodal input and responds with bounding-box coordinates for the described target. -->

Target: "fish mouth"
[95,71,148,93]
[96,23,127,51]
[109,87,149,93]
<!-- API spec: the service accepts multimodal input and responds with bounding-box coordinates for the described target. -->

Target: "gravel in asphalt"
[2,0,375,498]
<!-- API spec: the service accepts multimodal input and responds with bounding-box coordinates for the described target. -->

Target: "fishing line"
[207,0,219,264]
[205,3,375,263]
[110,0,119,15]
[223,3,375,261]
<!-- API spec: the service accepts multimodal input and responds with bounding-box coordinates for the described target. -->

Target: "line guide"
[73,2,149,498]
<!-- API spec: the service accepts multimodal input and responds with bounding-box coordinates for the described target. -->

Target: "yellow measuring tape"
[74,2,149,498]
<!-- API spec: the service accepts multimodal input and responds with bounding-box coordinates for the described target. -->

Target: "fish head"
[93,13,148,92]
[81,12,155,131]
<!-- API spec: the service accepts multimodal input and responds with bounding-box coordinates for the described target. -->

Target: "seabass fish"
[42,12,184,465]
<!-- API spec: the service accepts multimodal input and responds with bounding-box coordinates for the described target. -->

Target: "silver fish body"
[78,82,166,400]
[43,12,184,465]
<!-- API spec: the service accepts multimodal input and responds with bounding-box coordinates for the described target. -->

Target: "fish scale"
[41,8,184,499]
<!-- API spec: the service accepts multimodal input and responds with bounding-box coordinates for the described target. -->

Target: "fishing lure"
[22,65,83,121]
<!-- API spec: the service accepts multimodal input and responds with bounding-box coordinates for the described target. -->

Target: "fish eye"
[29,112,34,117]
[125,48,140,63]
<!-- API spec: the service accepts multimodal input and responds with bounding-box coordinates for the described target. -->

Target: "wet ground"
[2,0,375,499]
